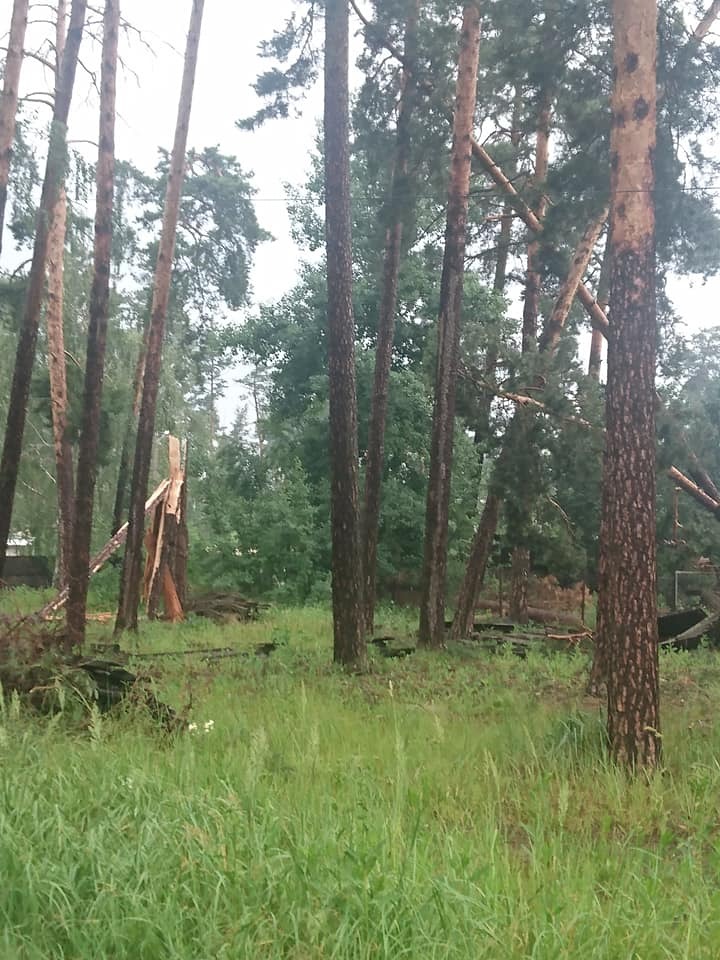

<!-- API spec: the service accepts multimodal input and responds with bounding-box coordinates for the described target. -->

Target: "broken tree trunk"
[115,0,204,633]
[0,0,87,578]
[669,466,720,516]
[37,478,170,619]
[147,437,185,622]
[419,3,481,649]
[0,0,29,255]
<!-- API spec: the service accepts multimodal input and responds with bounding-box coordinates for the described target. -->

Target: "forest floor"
[1,596,720,958]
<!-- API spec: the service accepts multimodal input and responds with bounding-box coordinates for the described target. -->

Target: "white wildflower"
[203,720,215,733]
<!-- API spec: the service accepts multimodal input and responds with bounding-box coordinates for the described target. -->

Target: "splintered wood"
[38,436,188,622]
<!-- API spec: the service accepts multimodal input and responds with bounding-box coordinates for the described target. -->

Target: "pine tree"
[66,0,120,648]
[0,0,29,254]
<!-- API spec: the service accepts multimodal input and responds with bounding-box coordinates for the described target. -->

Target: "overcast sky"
[4,0,720,425]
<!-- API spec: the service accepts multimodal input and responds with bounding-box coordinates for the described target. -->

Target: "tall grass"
[1,603,720,957]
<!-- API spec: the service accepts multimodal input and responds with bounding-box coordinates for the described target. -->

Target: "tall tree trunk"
[324,0,365,668]
[598,0,660,770]
[509,545,530,624]
[0,0,86,578]
[115,0,205,633]
[0,0,29,255]
[418,4,481,649]
[451,210,607,640]
[46,0,74,590]
[521,90,552,353]
[65,0,120,649]
[362,0,419,636]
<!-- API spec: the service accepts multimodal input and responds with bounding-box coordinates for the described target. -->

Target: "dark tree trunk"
[65,0,120,649]
[362,0,419,637]
[598,0,660,770]
[0,0,29,255]
[450,492,501,640]
[0,0,86,578]
[509,545,530,624]
[110,334,146,534]
[324,0,365,668]
[115,0,205,633]
[419,4,481,649]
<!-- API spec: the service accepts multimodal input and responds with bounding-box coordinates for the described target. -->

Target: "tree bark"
[115,0,205,633]
[324,0,366,668]
[65,0,120,649]
[0,0,29,255]
[0,0,87,578]
[46,0,74,590]
[362,0,419,636]
[46,189,75,587]
[598,0,660,770]
[418,4,481,649]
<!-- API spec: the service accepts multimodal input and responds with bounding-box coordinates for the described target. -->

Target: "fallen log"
[471,600,586,630]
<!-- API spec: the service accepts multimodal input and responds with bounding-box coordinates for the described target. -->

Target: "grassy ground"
[1,597,720,958]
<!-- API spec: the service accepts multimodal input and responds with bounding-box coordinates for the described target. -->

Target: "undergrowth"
[0,598,719,957]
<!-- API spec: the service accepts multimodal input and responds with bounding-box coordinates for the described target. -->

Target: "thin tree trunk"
[324,0,365,668]
[111,333,146,534]
[65,0,120,649]
[0,0,86,578]
[509,545,530,624]
[451,210,606,640]
[588,239,611,379]
[418,4,481,649]
[115,0,205,633]
[362,0,419,636]
[46,190,75,586]
[539,208,609,354]
[599,0,660,770]
[0,0,29,255]
[450,491,501,638]
[46,0,74,590]
[521,90,552,353]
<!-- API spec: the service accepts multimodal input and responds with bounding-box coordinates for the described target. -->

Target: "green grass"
[2,600,720,957]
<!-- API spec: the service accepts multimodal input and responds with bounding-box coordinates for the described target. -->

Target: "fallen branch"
[668,466,720,517]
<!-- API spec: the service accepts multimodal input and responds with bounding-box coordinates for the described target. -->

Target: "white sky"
[3,0,720,425]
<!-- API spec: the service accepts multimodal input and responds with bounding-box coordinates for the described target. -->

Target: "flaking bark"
[0,0,87,577]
